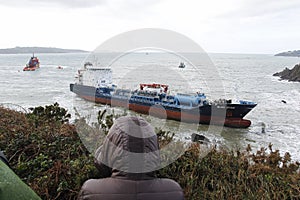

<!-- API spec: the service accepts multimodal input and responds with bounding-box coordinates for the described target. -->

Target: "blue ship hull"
[70,83,257,128]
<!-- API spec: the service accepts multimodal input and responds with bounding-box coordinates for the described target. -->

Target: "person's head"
[95,116,161,179]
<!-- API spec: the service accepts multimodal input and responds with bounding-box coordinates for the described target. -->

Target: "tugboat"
[23,54,40,71]
[178,62,185,68]
[70,63,257,128]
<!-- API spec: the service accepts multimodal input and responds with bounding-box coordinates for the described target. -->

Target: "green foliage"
[96,109,115,135]
[27,102,71,126]
[96,108,127,135]
[0,104,99,199]
[1,104,300,200]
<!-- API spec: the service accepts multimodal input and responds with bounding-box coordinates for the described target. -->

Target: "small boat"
[178,62,185,68]
[57,65,63,69]
[23,54,40,71]
[69,63,257,128]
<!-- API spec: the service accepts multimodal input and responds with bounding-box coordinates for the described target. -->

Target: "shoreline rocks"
[273,63,300,82]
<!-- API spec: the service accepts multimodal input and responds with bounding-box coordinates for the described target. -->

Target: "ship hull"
[70,84,256,128]
[23,66,39,71]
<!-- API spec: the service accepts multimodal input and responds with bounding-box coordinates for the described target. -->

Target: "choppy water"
[0,52,299,160]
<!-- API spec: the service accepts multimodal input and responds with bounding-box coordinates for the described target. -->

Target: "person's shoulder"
[79,178,111,198]
[81,178,135,193]
[138,178,184,200]
[81,177,112,189]
[152,178,182,188]
[78,178,139,199]
[78,178,184,200]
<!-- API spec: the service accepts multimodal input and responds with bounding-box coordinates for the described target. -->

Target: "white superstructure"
[76,62,112,87]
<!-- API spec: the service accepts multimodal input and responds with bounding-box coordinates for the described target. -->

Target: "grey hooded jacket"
[78,116,184,200]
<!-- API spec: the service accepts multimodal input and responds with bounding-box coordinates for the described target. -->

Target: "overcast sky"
[0,0,300,54]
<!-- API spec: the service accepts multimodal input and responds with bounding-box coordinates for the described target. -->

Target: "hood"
[95,116,161,179]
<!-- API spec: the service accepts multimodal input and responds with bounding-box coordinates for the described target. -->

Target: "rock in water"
[273,63,300,82]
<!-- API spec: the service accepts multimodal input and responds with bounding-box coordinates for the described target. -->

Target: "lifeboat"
[23,54,40,71]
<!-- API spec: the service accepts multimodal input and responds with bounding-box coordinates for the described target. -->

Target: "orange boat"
[23,54,40,71]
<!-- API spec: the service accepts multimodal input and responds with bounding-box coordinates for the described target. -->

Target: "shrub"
[1,104,300,199]
[0,104,99,199]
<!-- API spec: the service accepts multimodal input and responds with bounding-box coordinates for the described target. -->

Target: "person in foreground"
[0,150,41,200]
[78,116,184,200]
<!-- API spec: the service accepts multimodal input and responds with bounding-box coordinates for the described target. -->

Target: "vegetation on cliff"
[1,103,300,199]
[273,63,300,82]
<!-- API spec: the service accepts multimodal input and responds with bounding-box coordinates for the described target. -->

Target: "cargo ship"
[70,62,257,128]
[23,54,40,71]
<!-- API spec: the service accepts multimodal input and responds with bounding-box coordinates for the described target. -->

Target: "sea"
[0,52,299,161]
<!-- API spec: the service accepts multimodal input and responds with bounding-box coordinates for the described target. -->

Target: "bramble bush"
[0,103,99,199]
[1,104,300,199]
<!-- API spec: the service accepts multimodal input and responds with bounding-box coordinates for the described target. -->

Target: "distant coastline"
[0,46,88,54]
[275,50,300,57]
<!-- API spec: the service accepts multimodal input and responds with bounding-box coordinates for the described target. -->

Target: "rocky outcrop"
[273,63,300,82]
